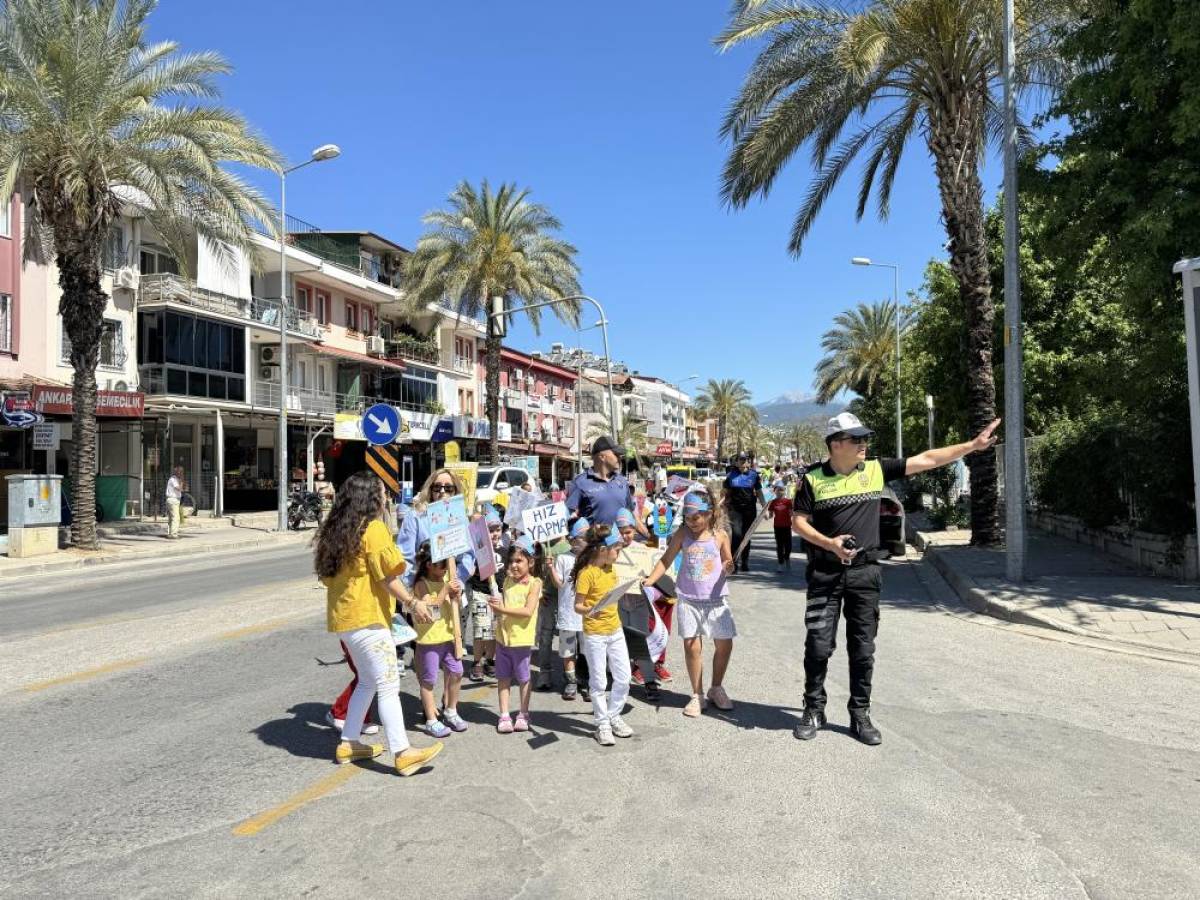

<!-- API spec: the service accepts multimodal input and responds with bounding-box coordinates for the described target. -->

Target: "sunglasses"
[836,435,870,445]
[430,483,457,495]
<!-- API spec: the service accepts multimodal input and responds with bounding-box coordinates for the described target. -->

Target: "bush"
[909,467,969,530]
[1030,405,1194,536]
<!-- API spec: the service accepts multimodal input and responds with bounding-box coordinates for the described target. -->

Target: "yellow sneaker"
[335,740,383,765]
[394,741,444,777]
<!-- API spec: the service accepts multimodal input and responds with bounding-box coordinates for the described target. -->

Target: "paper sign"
[651,499,674,537]
[427,495,471,562]
[587,578,642,618]
[32,423,58,450]
[444,461,478,515]
[522,501,569,544]
[644,599,669,659]
[614,542,663,584]
[665,475,693,499]
[504,485,542,528]
[468,517,497,580]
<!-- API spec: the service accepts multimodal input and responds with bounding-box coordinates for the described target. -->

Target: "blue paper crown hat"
[513,534,536,556]
[614,508,635,527]
[569,518,591,539]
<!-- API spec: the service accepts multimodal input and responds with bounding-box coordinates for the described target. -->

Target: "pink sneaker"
[496,714,514,734]
[514,713,530,732]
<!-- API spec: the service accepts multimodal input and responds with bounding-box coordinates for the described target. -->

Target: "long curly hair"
[314,472,385,579]
[570,525,614,584]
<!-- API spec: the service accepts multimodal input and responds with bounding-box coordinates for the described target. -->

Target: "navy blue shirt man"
[724,451,763,572]
[567,436,648,535]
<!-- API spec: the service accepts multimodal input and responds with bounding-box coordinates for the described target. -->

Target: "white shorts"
[676,597,737,640]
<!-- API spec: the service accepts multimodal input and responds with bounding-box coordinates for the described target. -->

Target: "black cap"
[591,435,624,458]
[735,451,750,461]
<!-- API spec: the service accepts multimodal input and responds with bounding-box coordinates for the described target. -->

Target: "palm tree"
[814,301,910,404]
[586,412,649,470]
[0,0,280,549]
[715,0,1068,545]
[693,378,752,462]
[404,180,582,464]
[727,403,761,456]
[785,422,824,465]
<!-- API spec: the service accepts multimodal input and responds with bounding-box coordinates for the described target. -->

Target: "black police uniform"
[793,456,906,712]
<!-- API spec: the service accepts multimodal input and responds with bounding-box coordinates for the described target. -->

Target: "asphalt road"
[1,535,1197,898]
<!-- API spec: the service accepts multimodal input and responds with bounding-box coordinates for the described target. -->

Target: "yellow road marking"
[217,616,310,641]
[233,765,362,836]
[23,657,151,693]
[463,686,489,702]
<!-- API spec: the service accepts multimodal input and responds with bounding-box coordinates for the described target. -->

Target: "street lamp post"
[276,143,340,532]
[925,393,935,450]
[851,257,902,457]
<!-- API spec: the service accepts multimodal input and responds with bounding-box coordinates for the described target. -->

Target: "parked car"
[475,465,533,508]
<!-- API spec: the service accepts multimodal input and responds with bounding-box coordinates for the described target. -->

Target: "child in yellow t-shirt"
[411,542,466,739]
[487,534,542,734]
[572,526,633,746]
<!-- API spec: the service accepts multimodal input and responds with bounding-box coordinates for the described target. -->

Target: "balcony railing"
[141,273,322,340]
[252,380,432,417]
[383,335,440,366]
[453,356,474,375]
[253,215,404,289]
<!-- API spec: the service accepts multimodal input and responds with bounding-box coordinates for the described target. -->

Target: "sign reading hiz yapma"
[522,501,569,544]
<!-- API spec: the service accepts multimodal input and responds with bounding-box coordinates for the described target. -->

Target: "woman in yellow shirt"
[487,535,542,734]
[315,472,444,777]
[572,526,634,746]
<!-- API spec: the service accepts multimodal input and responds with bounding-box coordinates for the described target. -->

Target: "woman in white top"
[165,466,184,539]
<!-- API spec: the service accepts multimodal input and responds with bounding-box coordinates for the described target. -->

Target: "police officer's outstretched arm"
[903,418,1001,476]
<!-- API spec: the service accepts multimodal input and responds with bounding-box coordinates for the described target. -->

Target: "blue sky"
[149,1,1008,405]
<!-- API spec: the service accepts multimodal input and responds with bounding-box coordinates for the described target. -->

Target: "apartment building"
[497,347,579,486]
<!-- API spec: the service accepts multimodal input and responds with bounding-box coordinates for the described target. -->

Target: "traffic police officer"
[791,412,1000,745]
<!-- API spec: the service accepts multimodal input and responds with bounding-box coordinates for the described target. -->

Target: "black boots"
[850,708,883,746]
[793,707,827,741]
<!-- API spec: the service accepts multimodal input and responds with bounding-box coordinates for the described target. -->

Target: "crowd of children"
[316,468,743,773]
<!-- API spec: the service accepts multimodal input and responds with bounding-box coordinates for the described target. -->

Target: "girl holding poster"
[411,543,469,737]
[573,527,635,746]
[642,492,736,718]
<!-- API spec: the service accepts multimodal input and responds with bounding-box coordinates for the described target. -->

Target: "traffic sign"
[366,443,400,494]
[361,403,399,446]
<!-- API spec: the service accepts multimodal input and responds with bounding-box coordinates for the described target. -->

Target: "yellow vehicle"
[666,465,698,481]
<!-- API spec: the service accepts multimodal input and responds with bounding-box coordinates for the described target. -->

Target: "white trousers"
[338,625,409,754]
[583,631,630,728]
[165,497,181,537]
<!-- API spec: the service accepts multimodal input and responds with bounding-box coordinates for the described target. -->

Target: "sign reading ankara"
[361,403,400,446]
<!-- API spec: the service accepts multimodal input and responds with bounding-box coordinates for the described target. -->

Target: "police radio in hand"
[840,536,859,565]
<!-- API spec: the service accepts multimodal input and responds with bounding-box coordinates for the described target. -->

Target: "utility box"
[6,474,62,557]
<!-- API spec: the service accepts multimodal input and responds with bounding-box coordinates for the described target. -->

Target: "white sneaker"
[595,726,616,746]
[324,710,379,735]
[610,716,634,739]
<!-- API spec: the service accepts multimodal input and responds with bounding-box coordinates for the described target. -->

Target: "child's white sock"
[444,707,457,717]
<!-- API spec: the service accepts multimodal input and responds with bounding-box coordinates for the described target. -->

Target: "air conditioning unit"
[114,267,139,291]
[113,380,129,392]
[366,335,385,356]
[260,366,280,382]
[260,345,280,365]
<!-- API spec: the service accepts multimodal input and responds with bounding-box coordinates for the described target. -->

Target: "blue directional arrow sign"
[361,403,400,446]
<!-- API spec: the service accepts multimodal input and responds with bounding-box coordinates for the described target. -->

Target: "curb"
[923,545,1200,661]
[0,531,310,582]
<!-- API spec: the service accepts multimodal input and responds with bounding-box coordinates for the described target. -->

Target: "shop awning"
[311,344,406,372]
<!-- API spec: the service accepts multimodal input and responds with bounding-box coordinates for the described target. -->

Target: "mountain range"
[754,391,842,426]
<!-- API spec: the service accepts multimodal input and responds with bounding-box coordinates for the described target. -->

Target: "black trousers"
[803,562,882,711]
[729,507,758,570]
[773,526,793,564]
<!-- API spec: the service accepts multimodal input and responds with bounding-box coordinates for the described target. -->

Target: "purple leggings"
[494,644,532,684]
[416,641,464,687]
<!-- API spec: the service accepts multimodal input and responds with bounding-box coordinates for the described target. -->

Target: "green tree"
[715,0,1069,546]
[586,412,649,464]
[404,180,582,463]
[813,300,910,404]
[0,0,280,549]
[785,421,825,464]
[693,379,752,462]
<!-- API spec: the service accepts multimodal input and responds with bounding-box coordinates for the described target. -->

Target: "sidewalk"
[918,525,1200,659]
[0,519,309,582]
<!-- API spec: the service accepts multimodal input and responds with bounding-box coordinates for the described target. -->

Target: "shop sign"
[31,386,144,418]
[335,409,411,443]
[32,423,59,450]
[655,440,673,456]
[1,391,43,428]
[452,415,492,439]
[431,417,455,443]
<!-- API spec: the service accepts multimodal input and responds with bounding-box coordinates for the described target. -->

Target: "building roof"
[500,346,578,381]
